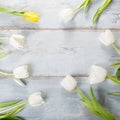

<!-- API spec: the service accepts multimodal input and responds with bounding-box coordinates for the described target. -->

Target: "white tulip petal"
[89,65,107,84]
[13,65,29,79]
[9,34,25,49]
[98,30,115,46]
[60,8,76,23]
[28,92,44,107]
[60,75,77,91]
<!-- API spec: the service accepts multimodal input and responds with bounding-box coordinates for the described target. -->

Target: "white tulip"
[98,30,120,54]
[9,34,25,49]
[89,65,107,84]
[13,65,29,79]
[98,30,115,46]
[28,92,45,107]
[60,75,77,91]
[60,8,76,23]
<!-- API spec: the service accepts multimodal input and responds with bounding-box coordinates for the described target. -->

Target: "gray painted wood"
[0,0,119,29]
[0,0,120,120]
[0,77,119,120]
[0,30,119,76]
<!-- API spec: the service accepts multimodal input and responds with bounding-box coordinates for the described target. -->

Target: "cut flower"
[0,6,40,22]
[60,8,76,23]
[89,65,107,84]
[13,64,29,79]
[23,11,40,22]
[60,0,92,23]
[0,64,30,87]
[28,92,45,107]
[9,34,25,49]
[60,75,77,91]
[98,30,120,54]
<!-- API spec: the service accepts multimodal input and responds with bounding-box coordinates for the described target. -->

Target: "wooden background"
[0,0,120,120]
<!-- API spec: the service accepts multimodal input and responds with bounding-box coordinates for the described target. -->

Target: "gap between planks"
[0,27,120,32]
[0,75,88,80]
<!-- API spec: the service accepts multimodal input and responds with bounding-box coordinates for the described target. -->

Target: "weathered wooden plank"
[0,0,120,29]
[0,30,119,76]
[0,77,119,120]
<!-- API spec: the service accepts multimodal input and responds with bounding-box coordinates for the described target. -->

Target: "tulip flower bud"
[89,65,107,84]
[60,75,77,91]
[28,92,44,107]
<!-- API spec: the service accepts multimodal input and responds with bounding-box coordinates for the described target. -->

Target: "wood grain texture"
[0,0,120,29]
[0,30,119,76]
[0,77,119,120]
[0,0,120,120]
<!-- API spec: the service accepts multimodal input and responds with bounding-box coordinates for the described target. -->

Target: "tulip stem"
[0,71,13,77]
[73,0,92,13]
[0,6,23,16]
[0,36,9,39]
[74,87,88,99]
[111,43,120,54]
[106,75,120,85]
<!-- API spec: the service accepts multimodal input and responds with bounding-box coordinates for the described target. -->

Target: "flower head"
[28,92,44,107]
[60,75,77,91]
[9,34,25,49]
[98,30,115,46]
[89,65,107,84]
[23,11,40,22]
[60,8,76,23]
[13,65,29,79]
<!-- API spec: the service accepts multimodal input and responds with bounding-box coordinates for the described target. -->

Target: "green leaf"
[2,116,23,120]
[74,0,92,13]
[108,92,120,96]
[115,67,120,80]
[0,102,26,119]
[90,87,115,120]
[111,62,120,66]
[92,0,112,24]
[0,53,9,59]
[84,0,92,13]
[0,100,22,108]
[75,87,116,120]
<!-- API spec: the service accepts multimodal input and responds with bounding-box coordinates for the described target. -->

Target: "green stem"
[0,71,13,77]
[0,36,9,39]
[74,87,89,100]
[0,6,23,16]
[111,43,120,54]
[0,53,9,59]
[106,75,120,85]
[108,92,120,96]
[111,61,120,66]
